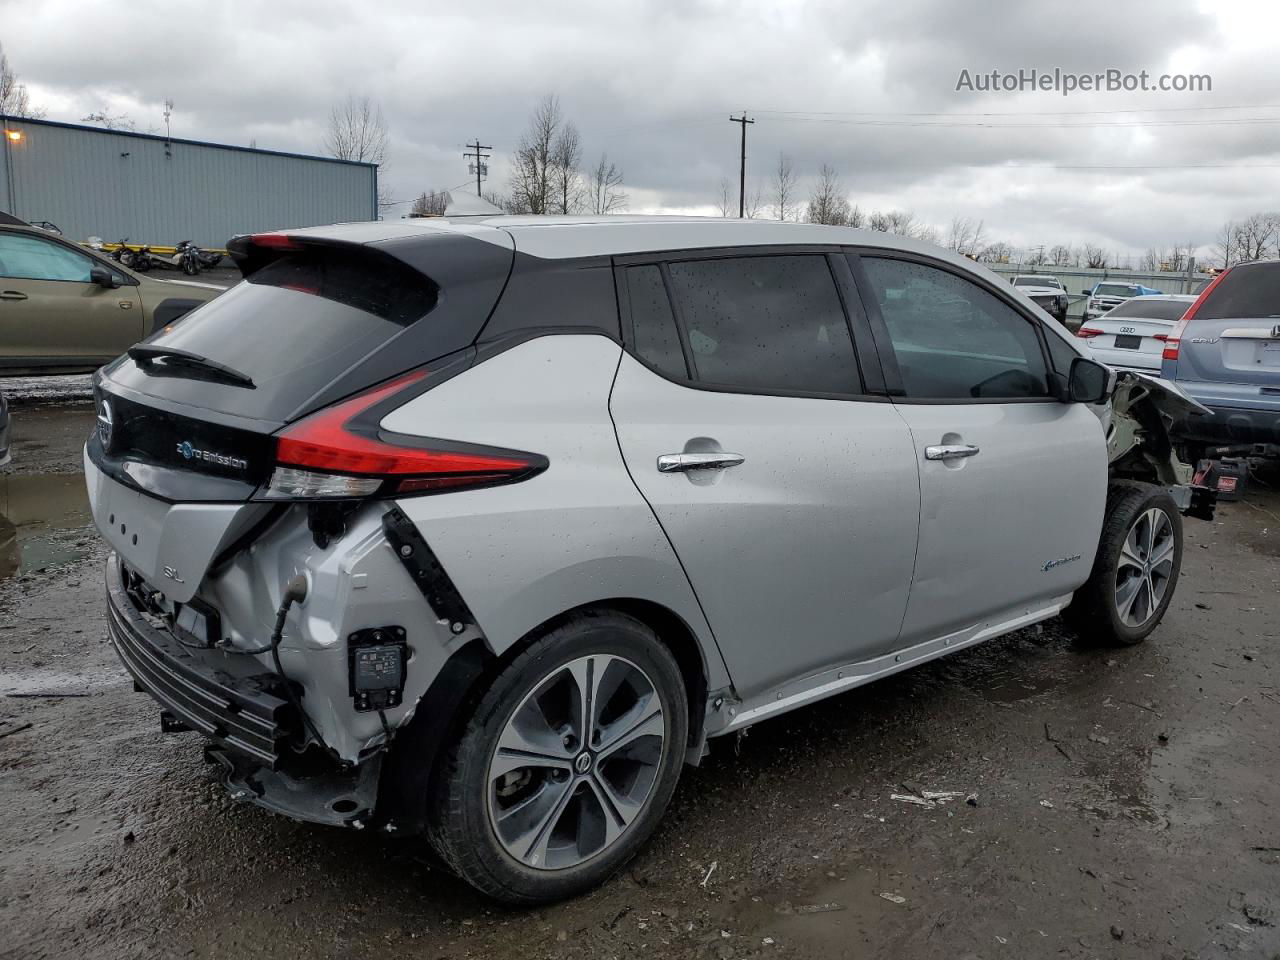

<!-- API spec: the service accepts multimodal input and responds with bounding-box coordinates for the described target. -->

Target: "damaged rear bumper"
[105,552,380,827]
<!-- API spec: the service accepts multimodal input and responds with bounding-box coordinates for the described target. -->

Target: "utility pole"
[463,139,491,197]
[729,112,754,218]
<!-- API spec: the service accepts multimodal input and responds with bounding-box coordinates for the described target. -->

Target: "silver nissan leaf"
[86,214,1213,903]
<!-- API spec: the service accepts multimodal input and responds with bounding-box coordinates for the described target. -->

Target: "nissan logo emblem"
[97,399,115,451]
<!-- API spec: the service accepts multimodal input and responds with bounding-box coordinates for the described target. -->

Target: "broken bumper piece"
[105,552,380,828]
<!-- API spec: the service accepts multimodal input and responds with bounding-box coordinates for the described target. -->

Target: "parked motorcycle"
[174,241,204,276]
[109,239,138,269]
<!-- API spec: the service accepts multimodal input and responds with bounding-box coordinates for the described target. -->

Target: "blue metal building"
[0,117,377,248]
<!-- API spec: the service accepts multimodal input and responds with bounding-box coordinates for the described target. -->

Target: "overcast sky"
[4,0,1279,261]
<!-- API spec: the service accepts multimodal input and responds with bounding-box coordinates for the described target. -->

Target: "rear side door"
[609,249,920,699]
[0,230,141,369]
[1166,263,1280,445]
[849,251,1106,646]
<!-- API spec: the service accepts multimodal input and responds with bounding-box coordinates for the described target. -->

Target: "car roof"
[1125,294,1197,302]
[268,215,984,271]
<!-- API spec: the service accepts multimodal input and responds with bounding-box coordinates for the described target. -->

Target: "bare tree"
[868,209,935,242]
[1049,244,1074,267]
[743,183,765,219]
[804,164,852,225]
[0,44,41,118]
[1234,212,1280,262]
[1083,244,1110,269]
[509,95,563,215]
[946,216,987,258]
[550,120,583,214]
[588,153,627,214]
[716,177,735,217]
[771,153,798,221]
[979,241,1015,264]
[1214,220,1239,268]
[409,189,449,217]
[81,110,136,131]
[324,95,390,211]
[847,204,865,229]
[324,95,388,165]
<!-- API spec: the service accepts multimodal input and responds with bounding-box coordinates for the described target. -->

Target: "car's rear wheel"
[426,610,687,904]
[1066,481,1183,646]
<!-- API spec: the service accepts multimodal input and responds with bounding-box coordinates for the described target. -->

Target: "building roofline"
[0,115,377,169]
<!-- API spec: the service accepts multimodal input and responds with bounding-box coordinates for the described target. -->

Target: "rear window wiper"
[127,345,257,389]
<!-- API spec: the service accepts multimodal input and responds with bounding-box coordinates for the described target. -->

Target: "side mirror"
[1069,356,1112,403]
[1080,289,1091,296]
[90,266,119,289]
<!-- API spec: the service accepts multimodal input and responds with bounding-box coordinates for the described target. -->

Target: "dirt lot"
[1,402,1278,960]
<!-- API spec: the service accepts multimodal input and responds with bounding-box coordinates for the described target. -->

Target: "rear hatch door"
[88,226,513,597]
[1177,264,1280,400]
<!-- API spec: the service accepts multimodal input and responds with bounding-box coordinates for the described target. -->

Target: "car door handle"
[0,291,28,301]
[657,452,746,473]
[925,444,980,461]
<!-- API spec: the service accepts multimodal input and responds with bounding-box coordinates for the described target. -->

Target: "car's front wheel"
[427,610,688,904]
[1066,481,1183,645]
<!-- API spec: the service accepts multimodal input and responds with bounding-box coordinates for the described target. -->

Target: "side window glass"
[1043,329,1080,376]
[625,265,687,379]
[0,233,94,282]
[861,257,1050,400]
[665,255,860,394]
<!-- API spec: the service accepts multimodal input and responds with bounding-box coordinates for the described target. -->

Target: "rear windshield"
[1096,284,1139,297]
[1195,265,1280,320]
[134,250,436,418]
[1105,299,1190,321]
[1014,276,1058,288]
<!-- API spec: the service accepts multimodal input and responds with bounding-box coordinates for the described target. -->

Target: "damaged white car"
[85,215,1215,903]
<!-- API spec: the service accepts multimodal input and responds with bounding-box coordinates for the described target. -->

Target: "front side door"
[851,252,1106,646]
[0,230,140,369]
[609,252,920,699]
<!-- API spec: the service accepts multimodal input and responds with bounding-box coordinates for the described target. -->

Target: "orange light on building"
[3,129,23,143]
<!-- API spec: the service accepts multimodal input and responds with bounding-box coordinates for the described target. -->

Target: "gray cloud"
[5,0,1279,261]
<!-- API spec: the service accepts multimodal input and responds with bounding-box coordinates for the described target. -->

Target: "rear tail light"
[1076,327,1104,339]
[263,370,547,500]
[1162,268,1232,363]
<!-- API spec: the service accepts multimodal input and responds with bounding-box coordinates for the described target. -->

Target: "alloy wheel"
[485,654,666,870]
[1114,507,1176,627]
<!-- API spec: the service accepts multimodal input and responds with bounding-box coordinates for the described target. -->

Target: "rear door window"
[663,255,861,395]
[861,257,1050,400]
[625,265,688,380]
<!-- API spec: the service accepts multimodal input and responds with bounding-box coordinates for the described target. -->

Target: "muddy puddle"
[0,471,93,580]
[0,405,97,581]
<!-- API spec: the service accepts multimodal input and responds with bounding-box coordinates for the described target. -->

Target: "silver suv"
[86,216,1213,903]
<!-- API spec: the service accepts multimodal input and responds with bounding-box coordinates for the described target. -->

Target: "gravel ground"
[1,405,1278,960]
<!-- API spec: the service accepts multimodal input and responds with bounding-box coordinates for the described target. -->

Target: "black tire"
[1066,481,1183,645]
[425,610,688,904]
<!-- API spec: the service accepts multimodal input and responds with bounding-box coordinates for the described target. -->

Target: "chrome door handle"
[925,444,980,461]
[657,452,745,473]
[0,291,28,301]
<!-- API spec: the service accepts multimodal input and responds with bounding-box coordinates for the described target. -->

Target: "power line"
[752,102,1280,118]
[730,112,754,218]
